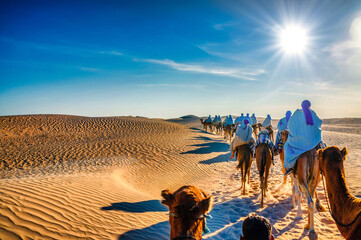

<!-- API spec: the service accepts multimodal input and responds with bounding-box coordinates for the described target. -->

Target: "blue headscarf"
[301,100,313,125]
[286,111,292,122]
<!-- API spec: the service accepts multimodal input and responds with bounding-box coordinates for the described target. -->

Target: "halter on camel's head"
[317,146,348,176]
[161,186,213,240]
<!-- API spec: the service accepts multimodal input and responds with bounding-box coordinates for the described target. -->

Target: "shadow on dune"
[192,136,215,141]
[181,142,229,155]
[199,153,231,165]
[118,220,169,240]
[101,200,168,213]
[189,127,214,135]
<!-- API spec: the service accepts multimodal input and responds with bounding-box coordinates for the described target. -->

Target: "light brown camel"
[318,146,361,240]
[282,130,326,213]
[223,124,234,143]
[256,143,272,208]
[200,119,212,132]
[213,122,223,135]
[161,185,213,240]
[236,144,253,195]
[252,123,262,140]
[280,130,290,185]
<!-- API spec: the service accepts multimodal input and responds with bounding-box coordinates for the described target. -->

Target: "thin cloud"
[323,17,361,62]
[134,58,265,80]
[136,83,203,88]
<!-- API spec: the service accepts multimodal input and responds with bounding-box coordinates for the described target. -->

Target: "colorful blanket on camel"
[284,109,322,169]
[255,130,274,150]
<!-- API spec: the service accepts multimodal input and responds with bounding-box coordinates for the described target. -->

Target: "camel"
[252,123,262,140]
[282,130,326,214]
[282,130,326,240]
[236,144,253,195]
[256,143,272,208]
[213,122,223,135]
[280,130,290,185]
[161,185,213,240]
[200,119,212,132]
[223,124,234,143]
[318,146,361,240]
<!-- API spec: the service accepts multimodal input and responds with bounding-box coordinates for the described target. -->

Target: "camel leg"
[247,159,252,184]
[260,175,264,208]
[299,181,316,236]
[292,175,303,218]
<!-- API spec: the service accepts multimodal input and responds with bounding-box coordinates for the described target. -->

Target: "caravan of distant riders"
[181,100,360,240]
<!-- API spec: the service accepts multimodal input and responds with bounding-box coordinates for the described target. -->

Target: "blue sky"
[1,0,361,118]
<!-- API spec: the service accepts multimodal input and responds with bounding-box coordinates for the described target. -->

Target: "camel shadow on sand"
[181,142,229,155]
[189,127,214,135]
[118,220,170,240]
[199,153,231,165]
[101,200,167,213]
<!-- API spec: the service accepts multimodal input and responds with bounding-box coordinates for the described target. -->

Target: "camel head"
[200,119,204,124]
[161,186,213,240]
[280,129,289,143]
[317,146,348,175]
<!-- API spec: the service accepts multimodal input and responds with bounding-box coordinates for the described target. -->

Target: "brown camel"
[223,124,234,143]
[256,143,272,208]
[318,146,361,240]
[280,130,290,185]
[236,144,253,195]
[161,185,214,240]
[282,130,325,214]
[200,119,212,132]
[252,123,262,140]
[213,122,223,135]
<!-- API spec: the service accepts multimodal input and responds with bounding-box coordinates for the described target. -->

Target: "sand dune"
[1,115,360,239]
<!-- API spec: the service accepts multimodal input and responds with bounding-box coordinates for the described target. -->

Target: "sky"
[1,0,361,119]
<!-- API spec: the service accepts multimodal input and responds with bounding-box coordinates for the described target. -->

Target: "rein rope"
[321,172,361,228]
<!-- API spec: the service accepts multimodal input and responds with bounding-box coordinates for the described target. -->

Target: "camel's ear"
[161,189,174,207]
[341,147,348,161]
[198,195,214,214]
[317,149,323,160]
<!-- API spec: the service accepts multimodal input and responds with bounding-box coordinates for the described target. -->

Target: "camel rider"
[245,113,252,126]
[213,115,219,125]
[205,115,212,123]
[255,129,276,162]
[262,114,272,128]
[231,119,255,159]
[227,115,234,126]
[275,111,292,151]
[251,113,257,126]
[284,100,326,172]
[223,115,229,127]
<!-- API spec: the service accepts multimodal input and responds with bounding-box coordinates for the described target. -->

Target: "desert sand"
[0,114,360,239]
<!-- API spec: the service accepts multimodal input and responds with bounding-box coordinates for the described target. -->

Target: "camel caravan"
[163,100,360,240]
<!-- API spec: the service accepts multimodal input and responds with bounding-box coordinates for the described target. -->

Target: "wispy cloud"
[76,66,99,72]
[136,83,203,88]
[134,58,265,80]
[213,22,238,30]
[323,17,361,64]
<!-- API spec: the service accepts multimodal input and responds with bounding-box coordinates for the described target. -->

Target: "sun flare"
[279,25,309,54]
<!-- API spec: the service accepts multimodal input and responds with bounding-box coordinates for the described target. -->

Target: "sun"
[279,25,309,54]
